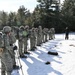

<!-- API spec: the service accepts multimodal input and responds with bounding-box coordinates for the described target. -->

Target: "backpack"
[0,32,4,55]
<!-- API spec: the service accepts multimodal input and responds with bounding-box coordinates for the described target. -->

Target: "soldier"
[37,27,40,46]
[65,27,69,40]
[30,27,36,51]
[23,25,30,54]
[48,28,51,40]
[38,26,43,44]
[11,26,19,39]
[9,28,19,69]
[0,26,13,75]
[35,28,38,46]
[42,28,46,43]
[18,26,27,58]
[50,28,55,39]
[37,26,42,46]
[44,28,48,42]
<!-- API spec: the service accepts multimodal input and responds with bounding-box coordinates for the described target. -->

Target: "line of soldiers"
[0,25,55,75]
[14,25,55,58]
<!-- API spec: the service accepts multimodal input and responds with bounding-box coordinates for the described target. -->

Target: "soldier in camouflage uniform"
[9,28,19,69]
[37,26,42,46]
[50,28,55,39]
[36,27,40,46]
[43,28,48,42]
[46,28,49,42]
[18,26,27,58]
[48,28,52,40]
[11,26,19,39]
[0,26,13,75]
[23,25,30,54]
[39,26,43,44]
[35,28,38,46]
[42,28,46,43]
[30,27,36,51]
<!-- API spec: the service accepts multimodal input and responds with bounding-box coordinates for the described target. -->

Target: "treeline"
[0,0,75,33]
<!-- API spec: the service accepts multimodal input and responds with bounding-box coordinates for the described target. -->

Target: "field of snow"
[1,33,75,75]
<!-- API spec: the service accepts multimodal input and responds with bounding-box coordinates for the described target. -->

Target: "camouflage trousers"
[1,52,13,75]
[18,39,24,56]
[30,37,36,50]
[23,37,28,52]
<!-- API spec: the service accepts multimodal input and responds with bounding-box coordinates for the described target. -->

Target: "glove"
[10,44,13,46]
[13,45,17,50]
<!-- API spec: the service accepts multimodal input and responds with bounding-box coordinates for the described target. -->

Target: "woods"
[0,0,75,33]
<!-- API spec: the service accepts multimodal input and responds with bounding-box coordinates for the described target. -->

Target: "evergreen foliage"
[0,0,75,32]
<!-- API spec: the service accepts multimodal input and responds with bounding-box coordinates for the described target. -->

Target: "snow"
[1,33,75,75]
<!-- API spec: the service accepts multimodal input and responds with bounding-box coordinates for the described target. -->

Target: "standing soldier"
[23,25,30,54]
[65,27,69,40]
[50,28,55,39]
[35,28,38,46]
[37,27,40,46]
[30,27,36,51]
[38,26,43,44]
[42,28,46,43]
[18,26,27,58]
[37,26,42,46]
[11,26,19,39]
[44,28,48,42]
[0,26,13,75]
[48,28,52,40]
[9,28,19,69]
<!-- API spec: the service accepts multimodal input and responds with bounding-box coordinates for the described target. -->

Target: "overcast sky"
[0,0,38,13]
[0,0,64,13]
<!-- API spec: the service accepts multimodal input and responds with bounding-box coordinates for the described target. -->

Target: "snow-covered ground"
[1,33,75,75]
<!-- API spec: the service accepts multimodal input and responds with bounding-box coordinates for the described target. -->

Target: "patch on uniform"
[23,31,28,37]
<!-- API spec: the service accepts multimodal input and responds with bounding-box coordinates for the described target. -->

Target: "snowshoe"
[20,55,27,58]
[13,65,20,70]
[45,61,51,65]
[31,48,35,51]
[24,51,30,54]
[48,51,58,56]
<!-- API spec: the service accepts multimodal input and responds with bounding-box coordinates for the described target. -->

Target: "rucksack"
[0,32,4,55]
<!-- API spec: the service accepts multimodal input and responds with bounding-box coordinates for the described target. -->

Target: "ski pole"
[16,49,24,75]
